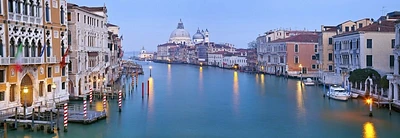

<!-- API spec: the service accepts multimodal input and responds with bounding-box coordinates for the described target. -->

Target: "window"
[390,55,394,68]
[45,2,50,22]
[10,84,15,102]
[16,0,20,13]
[345,27,349,32]
[62,67,66,76]
[0,40,3,58]
[48,67,52,77]
[0,70,4,83]
[62,82,65,90]
[392,39,395,48]
[294,56,299,64]
[351,26,355,31]
[268,37,271,42]
[47,84,51,92]
[23,1,28,15]
[350,40,353,49]
[312,55,316,60]
[60,6,65,24]
[328,53,333,61]
[329,65,333,71]
[39,81,44,97]
[314,44,318,53]
[328,38,332,45]
[294,44,298,53]
[359,23,363,28]
[68,62,72,72]
[0,91,4,101]
[367,39,372,48]
[8,0,13,12]
[312,64,316,69]
[366,55,373,67]
[77,13,80,22]
[84,15,86,23]
[30,4,35,16]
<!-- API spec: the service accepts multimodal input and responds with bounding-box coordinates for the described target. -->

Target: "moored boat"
[326,85,351,101]
[303,78,315,86]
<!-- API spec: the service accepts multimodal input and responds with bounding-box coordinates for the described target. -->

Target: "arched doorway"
[69,80,74,96]
[78,79,82,95]
[20,74,34,107]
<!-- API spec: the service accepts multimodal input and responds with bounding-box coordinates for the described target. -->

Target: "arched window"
[31,39,36,57]
[23,0,28,15]
[61,40,65,56]
[60,6,65,24]
[46,39,51,57]
[8,0,14,12]
[16,0,21,14]
[45,1,49,22]
[68,30,71,45]
[37,41,42,57]
[0,39,3,57]
[10,38,15,57]
[24,39,29,57]
[36,0,40,17]
[30,0,35,16]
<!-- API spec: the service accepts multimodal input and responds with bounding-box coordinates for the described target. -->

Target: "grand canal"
[9,62,400,138]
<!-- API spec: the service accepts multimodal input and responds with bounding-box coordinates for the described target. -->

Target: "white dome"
[193,28,204,40]
[170,29,191,39]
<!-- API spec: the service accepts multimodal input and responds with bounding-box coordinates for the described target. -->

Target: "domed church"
[168,19,209,45]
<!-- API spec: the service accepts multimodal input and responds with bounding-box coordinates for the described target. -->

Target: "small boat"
[350,92,359,98]
[303,78,315,86]
[326,85,350,101]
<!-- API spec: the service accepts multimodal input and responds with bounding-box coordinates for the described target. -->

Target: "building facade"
[0,0,69,110]
[317,25,336,72]
[67,3,109,97]
[333,19,396,76]
[386,19,400,107]
[139,46,154,60]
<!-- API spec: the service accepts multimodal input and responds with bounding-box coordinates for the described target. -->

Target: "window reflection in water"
[199,67,203,91]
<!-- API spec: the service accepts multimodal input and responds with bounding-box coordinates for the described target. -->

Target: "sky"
[68,0,400,52]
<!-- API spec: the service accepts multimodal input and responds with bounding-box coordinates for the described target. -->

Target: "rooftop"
[270,34,319,43]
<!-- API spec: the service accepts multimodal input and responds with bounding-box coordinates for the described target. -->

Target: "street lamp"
[52,83,56,108]
[149,66,152,77]
[23,86,28,119]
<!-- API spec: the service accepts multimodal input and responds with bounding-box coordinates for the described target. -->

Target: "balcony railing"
[0,57,11,65]
[84,46,103,52]
[8,13,42,25]
[9,57,44,64]
[46,57,57,63]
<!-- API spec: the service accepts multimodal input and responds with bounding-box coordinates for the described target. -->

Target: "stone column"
[395,56,399,75]
[389,82,393,99]
[394,84,399,101]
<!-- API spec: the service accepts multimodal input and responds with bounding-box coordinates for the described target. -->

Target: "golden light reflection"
[363,122,376,138]
[199,67,203,91]
[148,77,154,115]
[260,74,265,93]
[296,81,305,116]
[233,71,239,115]
[95,101,105,112]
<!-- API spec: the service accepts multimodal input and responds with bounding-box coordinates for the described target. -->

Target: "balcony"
[84,46,103,52]
[9,57,44,64]
[46,57,57,64]
[8,13,42,25]
[0,57,11,65]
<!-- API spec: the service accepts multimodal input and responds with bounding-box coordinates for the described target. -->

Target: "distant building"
[386,14,400,107]
[223,53,247,69]
[266,34,320,76]
[139,47,154,60]
[196,44,208,64]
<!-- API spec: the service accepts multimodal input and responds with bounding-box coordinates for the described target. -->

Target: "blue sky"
[69,0,400,52]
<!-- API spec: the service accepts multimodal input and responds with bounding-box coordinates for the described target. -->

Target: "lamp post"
[149,66,152,77]
[23,86,28,119]
[52,83,56,108]
[367,98,373,117]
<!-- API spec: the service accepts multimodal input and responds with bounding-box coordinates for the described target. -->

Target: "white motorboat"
[303,78,315,86]
[350,92,359,98]
[326,85,351,101]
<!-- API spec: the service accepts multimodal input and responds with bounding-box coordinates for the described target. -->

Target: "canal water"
[8,62,400,138]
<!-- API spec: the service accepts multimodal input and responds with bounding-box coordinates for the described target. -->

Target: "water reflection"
[260,74,265,93]
[296,81,305,117]
[167,64,172,93]
[95,101,106,112]
[363,122,376,138]
[233,71,239,115]
[148,77,154,115]
[199,67,203,92]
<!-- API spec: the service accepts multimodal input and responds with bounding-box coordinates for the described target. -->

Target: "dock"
[68,111,106,124]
